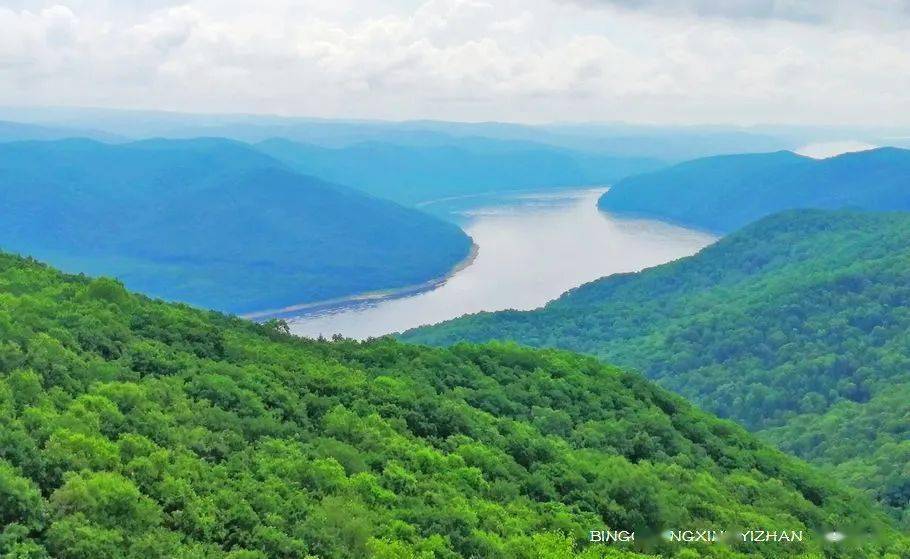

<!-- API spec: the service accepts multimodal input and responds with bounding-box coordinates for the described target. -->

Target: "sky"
[1,0,908,125]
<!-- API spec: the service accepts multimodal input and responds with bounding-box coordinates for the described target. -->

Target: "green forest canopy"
[402,210,910,527]
[0,138,472,314]
[0,250,904,558]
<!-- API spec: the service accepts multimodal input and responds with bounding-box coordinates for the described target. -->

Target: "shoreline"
[416,184,609,210]
[241,242,480,320]
[597,205,725,238]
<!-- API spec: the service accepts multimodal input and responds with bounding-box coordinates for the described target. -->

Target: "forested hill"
[257,138,663,205]
[0,138,471,314]
[401,210,910,523]
[597,148,910,232]
[0,253,904,558]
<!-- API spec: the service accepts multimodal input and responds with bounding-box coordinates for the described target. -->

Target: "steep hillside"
[402,210,910,523]
[598,148,910,232]
[0,138,472,313]
[0,251,903,558]
[257,138,663,205]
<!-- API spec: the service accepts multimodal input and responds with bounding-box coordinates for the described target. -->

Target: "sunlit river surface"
[288,188,717,339]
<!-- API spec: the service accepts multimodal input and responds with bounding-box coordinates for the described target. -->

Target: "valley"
[4,0,910,556]
[402,209,910,524]
[0,121,908,556]
[282,188,715,339]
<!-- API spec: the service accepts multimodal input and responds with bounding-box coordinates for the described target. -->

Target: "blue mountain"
[256,138,663,205]
[598,148,910,232]
[0,138,472,313]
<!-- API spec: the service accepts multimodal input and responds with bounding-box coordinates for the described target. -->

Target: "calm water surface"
[288,188,716,339]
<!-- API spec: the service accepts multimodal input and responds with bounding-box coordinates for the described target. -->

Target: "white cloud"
[562,0,910,25]
[563,0,827,22]
[0,0,908,125]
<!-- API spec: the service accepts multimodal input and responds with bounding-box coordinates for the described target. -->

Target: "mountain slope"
[0,251,904,558]
[402,210,910,523]
[257,138,663,205]
[598,148,910,232]
[0,138,472,313]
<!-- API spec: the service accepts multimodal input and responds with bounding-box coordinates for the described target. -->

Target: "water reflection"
[289,188,716,339]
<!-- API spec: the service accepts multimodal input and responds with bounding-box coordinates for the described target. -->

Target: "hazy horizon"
[3,103,908,137]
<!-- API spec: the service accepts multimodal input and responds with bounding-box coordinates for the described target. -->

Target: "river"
[288,188,716,339]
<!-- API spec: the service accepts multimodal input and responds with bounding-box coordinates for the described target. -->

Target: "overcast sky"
[1,0,908,125]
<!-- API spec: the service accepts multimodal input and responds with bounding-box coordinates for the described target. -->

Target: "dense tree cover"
[598,148,910,232]
[0,252,904,557]
[0,138,471,314]
[256,139,662,206]
[402,210,910,525]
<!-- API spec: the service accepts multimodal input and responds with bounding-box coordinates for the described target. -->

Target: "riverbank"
[285,187,717,340]
[242,242,480,321]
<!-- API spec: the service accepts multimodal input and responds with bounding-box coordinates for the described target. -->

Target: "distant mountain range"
[256,138,662,205]
[1,106,869,160]
[402,210,910,521]
[0,138,472,313]
[0,120,122,143]
[598,147,910,232]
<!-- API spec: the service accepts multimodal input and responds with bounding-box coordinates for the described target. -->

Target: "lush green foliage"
[0,138,471,314]
[403,210,910,525]
[257,138,662,206]
[0,252,903,558]
[598,148,910,232]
